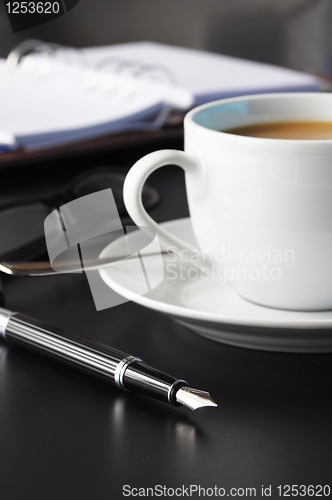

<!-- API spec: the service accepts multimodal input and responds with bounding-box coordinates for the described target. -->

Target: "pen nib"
[175,386,218,411]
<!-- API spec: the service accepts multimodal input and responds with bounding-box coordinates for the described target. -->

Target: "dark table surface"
[0,136,331,500]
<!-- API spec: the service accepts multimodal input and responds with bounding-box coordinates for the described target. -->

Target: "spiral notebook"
[0,40,322,151]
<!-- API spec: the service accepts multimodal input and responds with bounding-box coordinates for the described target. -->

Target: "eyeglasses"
[0,166,160,261]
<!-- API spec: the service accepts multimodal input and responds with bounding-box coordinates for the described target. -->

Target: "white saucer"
[99,218,332,352]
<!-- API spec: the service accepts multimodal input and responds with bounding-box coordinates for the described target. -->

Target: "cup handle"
[124,149,203,258]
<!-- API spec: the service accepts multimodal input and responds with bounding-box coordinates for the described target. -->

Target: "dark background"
[0,0,331,72]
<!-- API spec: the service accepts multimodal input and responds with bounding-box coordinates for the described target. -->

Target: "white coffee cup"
[123,93,332,311]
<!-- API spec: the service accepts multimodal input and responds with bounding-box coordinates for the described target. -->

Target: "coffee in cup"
[124,93,332,311]
[225,120,332,140]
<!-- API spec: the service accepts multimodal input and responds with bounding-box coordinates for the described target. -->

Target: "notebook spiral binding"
[6,39,178,96]
[5,39,189,131]
[86,56,177,97]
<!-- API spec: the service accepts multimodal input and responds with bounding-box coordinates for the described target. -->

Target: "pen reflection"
[111,396,128,434]
[108,394,205,474]
[0,344,8,385]
[168,419,198,466]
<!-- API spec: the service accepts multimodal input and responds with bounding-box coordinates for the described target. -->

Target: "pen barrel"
[123,361,187,405]
[5,313,128,386]
[3,312,188,406]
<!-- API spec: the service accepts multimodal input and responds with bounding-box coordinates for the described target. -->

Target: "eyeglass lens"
[0,203,50,260]
[0,169,160,261]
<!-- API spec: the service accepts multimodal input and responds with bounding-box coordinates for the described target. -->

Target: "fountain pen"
[0,308,217,411]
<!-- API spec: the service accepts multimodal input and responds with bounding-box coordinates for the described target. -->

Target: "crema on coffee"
[224,121,332,140]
